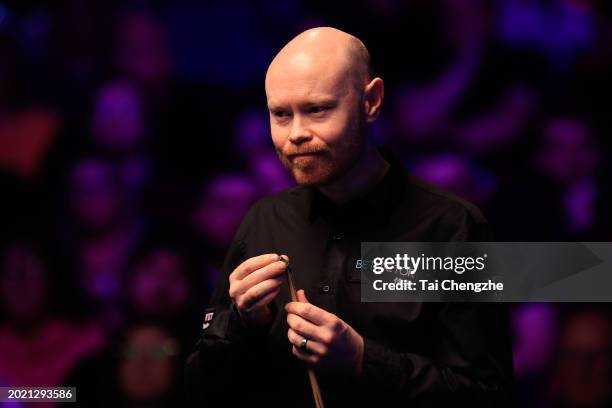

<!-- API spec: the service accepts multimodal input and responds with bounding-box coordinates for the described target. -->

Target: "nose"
[288,115,312,145]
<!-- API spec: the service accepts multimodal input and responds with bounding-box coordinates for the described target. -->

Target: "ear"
[363,77,384,123]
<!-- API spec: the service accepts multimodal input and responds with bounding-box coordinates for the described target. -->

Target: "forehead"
[265,52,353,106]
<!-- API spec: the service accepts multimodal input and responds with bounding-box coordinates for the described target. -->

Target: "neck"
[318,144,390,205]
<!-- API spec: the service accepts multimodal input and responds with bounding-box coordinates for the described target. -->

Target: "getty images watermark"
[357,252,503,293]
[359,242,612,302]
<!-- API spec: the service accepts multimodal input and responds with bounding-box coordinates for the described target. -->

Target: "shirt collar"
[306,146,406,226]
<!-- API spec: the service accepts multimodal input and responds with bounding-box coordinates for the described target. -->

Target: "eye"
[271,110,290,118]
[309,106,329,114]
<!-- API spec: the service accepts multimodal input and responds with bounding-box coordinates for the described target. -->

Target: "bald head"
[266,27,371,92]
[265,27,384,188]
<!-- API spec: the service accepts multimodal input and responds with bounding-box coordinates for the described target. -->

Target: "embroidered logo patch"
[202,309,215,330]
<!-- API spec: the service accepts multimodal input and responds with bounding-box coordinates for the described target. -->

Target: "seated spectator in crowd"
[192,173,259,291]
[65,156,144,332]
[0,240,105,407]
[545,308,612,408]
[90,80,152,206]
[63,322,181,408]
[512,304,559,408]
[123,238,203,354]
[233,109,294,194]
[536,117,600,238]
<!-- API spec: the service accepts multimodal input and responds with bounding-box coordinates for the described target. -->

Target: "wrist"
[234,302,275,332]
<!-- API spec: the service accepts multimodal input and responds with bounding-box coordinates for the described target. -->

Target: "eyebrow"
[267,104,284,112]
[267,97,338,112]
[301,99,337,108]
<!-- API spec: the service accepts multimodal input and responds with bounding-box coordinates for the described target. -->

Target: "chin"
[291,169,334,186]
[293,166,349,187]
[284,155,346,186]
[292,174,326,186]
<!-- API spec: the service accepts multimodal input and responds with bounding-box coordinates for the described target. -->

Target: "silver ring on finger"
[299,337,309,352]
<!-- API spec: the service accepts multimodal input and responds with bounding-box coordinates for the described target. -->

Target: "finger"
[231,254,285,281]
[237,260,287,294]
[287,328,327,356]
[285,301,331,326]
[292,345,320,364]
[286,313,331,344]
[239,278,284,311]
[245,286,281,312]
[297,289,308,303]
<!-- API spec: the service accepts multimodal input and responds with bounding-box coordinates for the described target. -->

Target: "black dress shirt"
[185,149,514,407]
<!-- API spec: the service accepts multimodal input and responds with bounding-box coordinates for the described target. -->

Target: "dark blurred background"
[0,0,611,407]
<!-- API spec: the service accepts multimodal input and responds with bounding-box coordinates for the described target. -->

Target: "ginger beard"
[275,108,366,187]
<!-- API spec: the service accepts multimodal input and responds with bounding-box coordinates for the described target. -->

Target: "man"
[185,27,513,407]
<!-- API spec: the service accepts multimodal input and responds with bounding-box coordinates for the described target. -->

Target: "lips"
[286,150,324,159]
[288,152,321,166]
[289,152,320,160]
[290,152,319,157]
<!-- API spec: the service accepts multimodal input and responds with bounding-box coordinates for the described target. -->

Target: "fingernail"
[279,255,289,265]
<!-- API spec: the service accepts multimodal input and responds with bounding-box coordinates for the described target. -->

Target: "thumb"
[297,289,309,303]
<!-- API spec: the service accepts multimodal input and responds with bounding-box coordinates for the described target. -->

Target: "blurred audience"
[63,322,180,407]
[545,308,612,408]
[193,174,259,250]
[0,1,611,407]
[118,324,180,407]
[412,153,497,207]
[123,237,203,353]
[513,304,559,407]
[192,173,259,290]
[91,80,152,207]
[114,10,171,107]
[233,109,294,194]
[66,156,144,332]
[536,117,600,236]
[0,34,60,180]
[0,241,105,404]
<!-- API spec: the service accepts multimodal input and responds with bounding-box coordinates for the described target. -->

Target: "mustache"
[280,147,328,156]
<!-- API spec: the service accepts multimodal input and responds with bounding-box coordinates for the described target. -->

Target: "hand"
[229,253,288,328]
[285,290,364,375]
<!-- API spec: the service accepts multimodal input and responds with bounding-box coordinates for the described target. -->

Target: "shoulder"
[246,186,308,217]
[401,176,488,240]
[406,175,486,221]
[233,186,309,238]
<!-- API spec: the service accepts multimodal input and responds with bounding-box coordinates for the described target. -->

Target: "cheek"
[316,111,356,146]
[314,121,347,145]
[327,99,361,135]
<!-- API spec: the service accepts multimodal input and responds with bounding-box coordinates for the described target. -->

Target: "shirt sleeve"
[357,302,514,406]
[184,205,272,406]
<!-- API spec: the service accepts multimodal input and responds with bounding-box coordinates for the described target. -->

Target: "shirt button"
[321,285,331,293]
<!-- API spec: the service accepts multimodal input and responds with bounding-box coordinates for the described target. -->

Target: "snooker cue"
[280,256,325,408]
